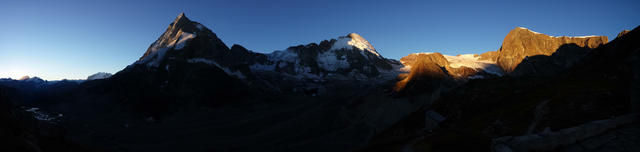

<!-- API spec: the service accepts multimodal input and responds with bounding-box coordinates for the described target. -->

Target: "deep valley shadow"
[510,43,592,77]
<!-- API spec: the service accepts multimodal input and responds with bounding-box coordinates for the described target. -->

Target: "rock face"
[617,30,631,39]
[492,113,640,152]
[395,53,450,92]
[479,50,499,62]
[496,27,608,73]
[400,53,450,68]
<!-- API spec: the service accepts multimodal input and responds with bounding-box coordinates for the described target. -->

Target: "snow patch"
[317,51,350,71]
[250,63,276,71]
[141,46,171,67]
[26,107,39,112]
[518,27,600,39]
[138,31,196,67]
[23,107,63,122]
[569,35,599,38]
[444,54,503,76]
[196,24,204,30]
[517,27,541,34]
[268,50,299,62]
[175,32,196,50]
[187,58,246,79]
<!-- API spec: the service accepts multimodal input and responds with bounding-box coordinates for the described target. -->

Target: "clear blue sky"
[1,0,638,80]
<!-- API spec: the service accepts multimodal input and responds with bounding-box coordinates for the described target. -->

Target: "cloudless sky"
[1,0,639,80]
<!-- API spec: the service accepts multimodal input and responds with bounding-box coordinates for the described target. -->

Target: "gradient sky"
[1,0,639,80]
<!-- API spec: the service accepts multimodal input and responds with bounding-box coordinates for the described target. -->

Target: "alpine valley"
[1,13,639,152]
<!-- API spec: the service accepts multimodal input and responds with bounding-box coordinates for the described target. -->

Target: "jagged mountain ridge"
[133,13,401,85]
[399,27,608,80]
[132,13,610,90]
[496,27,608,74]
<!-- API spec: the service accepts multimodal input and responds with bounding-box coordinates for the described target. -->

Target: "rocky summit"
[496,27,608,74]
[617,30,631,38]
[395,53,451,92]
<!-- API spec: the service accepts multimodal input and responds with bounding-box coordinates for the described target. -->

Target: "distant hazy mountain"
[87,72,112,80]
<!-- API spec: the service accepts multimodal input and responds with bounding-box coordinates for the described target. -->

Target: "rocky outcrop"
[492,113,640,152]
[400,53,449,68]
[479,50,499,62]
[496,27,608,73]
[617,30,631,39]
[395,53,450,92]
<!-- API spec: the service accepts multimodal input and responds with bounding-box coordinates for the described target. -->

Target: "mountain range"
[1,13,638,152]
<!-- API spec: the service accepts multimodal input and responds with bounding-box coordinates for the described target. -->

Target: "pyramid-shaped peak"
[172,13,192,26]
[137,13,225,66]
[333,33,380,57]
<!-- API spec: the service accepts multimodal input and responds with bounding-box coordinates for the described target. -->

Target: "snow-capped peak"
[18,76,45,83]
[18,75,31,80]
[330,33,381,58]
[137,13,199,67]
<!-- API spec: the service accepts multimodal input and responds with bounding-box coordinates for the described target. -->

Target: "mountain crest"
[496,27,607,73]
[136,13,228,68]
[330,33,381,59]
[169,12,198,33]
